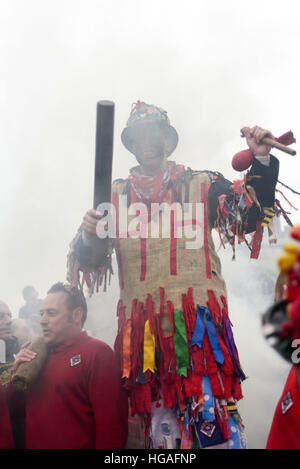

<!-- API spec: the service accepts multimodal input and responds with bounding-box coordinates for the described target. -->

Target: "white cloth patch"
[281,391,294,415]
[70,354,81,367]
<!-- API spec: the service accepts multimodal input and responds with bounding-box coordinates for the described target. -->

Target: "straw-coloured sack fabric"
[113,171,227,335]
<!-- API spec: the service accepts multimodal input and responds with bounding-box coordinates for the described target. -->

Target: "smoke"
[0,0,299,449]
[217,230,291,448]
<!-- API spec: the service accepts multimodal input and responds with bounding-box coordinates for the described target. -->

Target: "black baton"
[93,100,115,210]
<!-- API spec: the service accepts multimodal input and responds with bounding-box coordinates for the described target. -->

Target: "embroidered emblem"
[70,354,81,367]
[199,421,216,438]
[281,391,294,415]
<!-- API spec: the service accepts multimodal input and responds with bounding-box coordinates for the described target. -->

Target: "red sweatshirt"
[266,366,300,449]
[25,331,128,449]
[0,382,14,449]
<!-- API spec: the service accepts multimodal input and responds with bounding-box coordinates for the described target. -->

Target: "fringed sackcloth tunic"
[67,156,283,449]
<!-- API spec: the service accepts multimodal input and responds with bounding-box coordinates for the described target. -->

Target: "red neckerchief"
[129,161,185,205]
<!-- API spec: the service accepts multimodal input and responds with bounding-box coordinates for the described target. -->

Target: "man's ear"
[72,307,84,327]
[164,139,173,156]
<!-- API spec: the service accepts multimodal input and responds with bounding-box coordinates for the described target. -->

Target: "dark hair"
[47,282,88,326]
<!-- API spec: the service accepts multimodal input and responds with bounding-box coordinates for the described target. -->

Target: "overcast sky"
[1,0,299,310]
[0,0,299,448]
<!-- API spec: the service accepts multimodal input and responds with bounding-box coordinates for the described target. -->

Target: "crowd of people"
[0,101,298,450]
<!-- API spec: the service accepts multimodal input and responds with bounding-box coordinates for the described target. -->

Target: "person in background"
[19,286,42,336]
[0,300,24,448]
[11,318,34,348]
[263,225,300,449]
[14,282,128,449]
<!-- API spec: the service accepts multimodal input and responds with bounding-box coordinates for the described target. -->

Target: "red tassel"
[232,376,243,400]
[207,290,222,324]
[191,345,206,376]
[112,191,124,289]
[160,287,165,317]
[203,332,218,373]
[215,407,231,440]
[140,238,147,281]
[250,220,264,259]
[170,208,177,275]
[201,183,212,279]
[209,372,223,397]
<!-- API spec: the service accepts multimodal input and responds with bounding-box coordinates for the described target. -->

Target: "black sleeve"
[245,155,279,233]
[74,234,111,270]
[246,155,279,207]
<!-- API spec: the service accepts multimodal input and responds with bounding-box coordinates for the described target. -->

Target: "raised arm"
[208,126,280,257]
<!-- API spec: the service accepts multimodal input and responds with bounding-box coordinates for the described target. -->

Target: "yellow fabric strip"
[143,320,156,373]
[122,319,132,378]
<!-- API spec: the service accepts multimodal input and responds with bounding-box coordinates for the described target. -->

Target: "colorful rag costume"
[67,102,286,449]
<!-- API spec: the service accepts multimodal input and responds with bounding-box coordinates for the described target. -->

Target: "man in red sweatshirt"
[0,382,14,449]
[14,282,128,449]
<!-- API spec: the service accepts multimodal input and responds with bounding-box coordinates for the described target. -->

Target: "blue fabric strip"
[204,308,224,365]
[202,375,215,421]
[190,305,206,347]
[227,416,242,449]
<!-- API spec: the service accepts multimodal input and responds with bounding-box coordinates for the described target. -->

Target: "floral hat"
[121,101,179,157]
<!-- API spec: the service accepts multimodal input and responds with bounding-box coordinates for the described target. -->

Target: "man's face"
[0,301,12,340]
[40,292,80,346]
[131,124,166,170]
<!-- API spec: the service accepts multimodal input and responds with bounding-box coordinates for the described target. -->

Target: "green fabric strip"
[173,309,189,377]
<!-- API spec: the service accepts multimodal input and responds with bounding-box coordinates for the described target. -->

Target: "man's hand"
[13,341,36,373]
[241,126,275,157]
[82,209,103,238]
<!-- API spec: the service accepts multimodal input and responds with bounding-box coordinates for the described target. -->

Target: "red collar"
[50,331,88,354]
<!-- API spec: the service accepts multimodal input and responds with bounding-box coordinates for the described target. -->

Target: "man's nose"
[40,313,48,325]
[4,314,12,326]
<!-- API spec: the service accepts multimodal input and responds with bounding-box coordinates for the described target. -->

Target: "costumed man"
[67,101,281,449]
[13,282,128,449]
[263,225,300,449]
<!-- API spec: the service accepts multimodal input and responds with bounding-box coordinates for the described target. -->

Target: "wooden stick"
[262,137,296,156]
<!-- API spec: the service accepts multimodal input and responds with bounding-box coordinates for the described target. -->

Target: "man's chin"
[42,332,53,344]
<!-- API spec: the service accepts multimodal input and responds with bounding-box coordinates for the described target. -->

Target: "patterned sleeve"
[208,155,280,259]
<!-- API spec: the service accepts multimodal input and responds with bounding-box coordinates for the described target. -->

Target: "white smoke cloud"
[0,0,299,448]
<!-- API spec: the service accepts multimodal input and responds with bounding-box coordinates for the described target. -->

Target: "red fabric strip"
[250,220,264,259]
[201,183,212,279]
[112,191,124,290]
[160,287,165,317]
[207,290,222,324]
[276,130,296,146]
[170,209,177,275]
[140,238,147,281]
